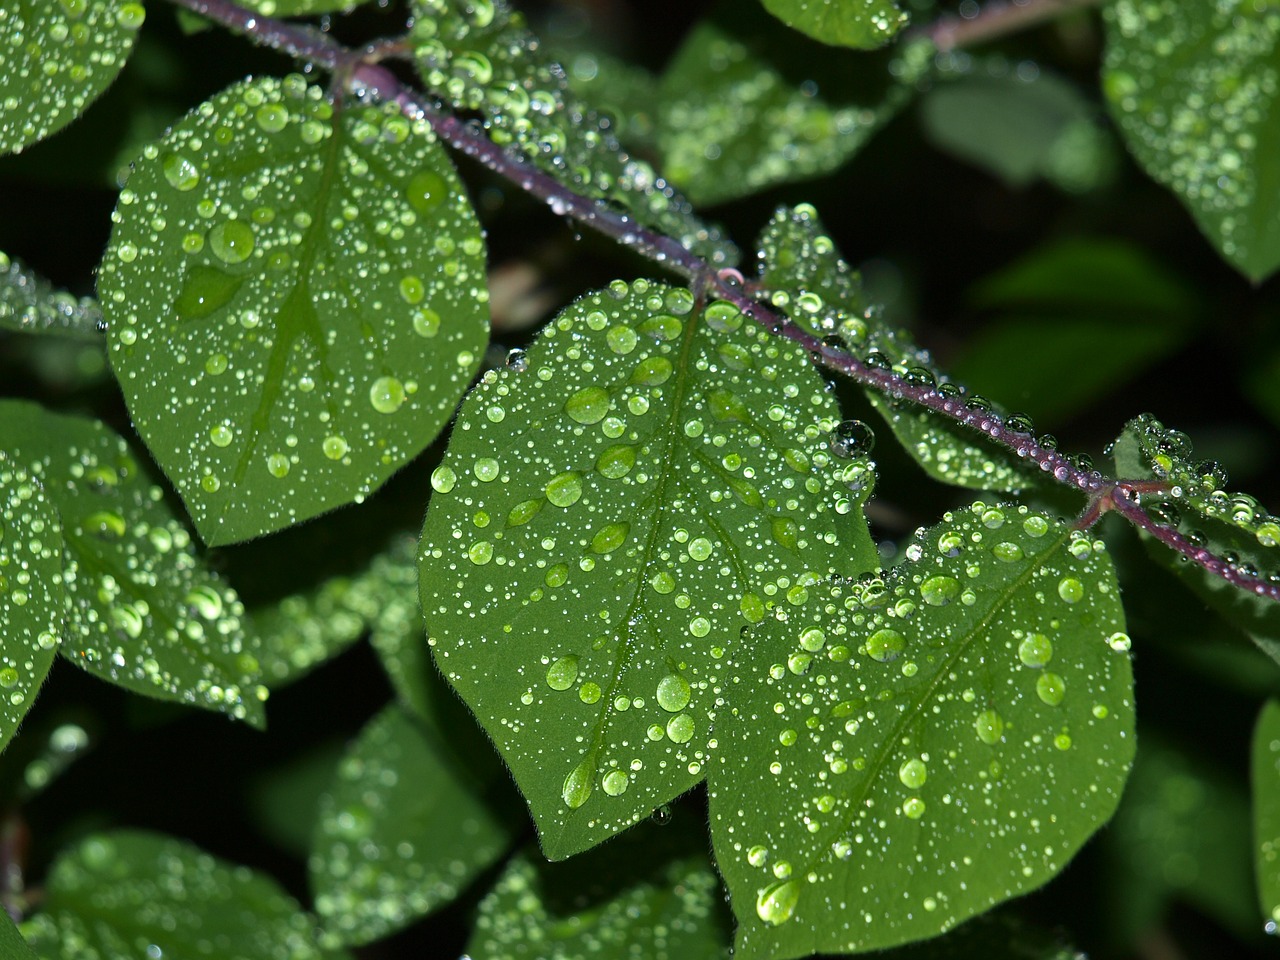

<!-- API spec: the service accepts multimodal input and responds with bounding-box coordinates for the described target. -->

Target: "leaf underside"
[419,279,878,860]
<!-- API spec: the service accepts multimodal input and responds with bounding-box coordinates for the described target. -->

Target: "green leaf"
[419,279,878,859]
[409,0,737,266]
[0,454,63,754]
[656,14,920,205]
[98,74,489,546]
[756,206,1032,491]
[310,702,518,946]
[468,824,731,959]
[0,912,36,960]
[709,502,1134,958]
[0,400,266,726]
[760,0,908,50]
[24,830,325,960]
[880,910,1085,960]
[0,251,103,339]
[1254,700,1280,932]
[1103,1,1280,281]
[239,0,376,14]
[0,0,144,156]
[920,72,1116,192]
[954,238,1198,425]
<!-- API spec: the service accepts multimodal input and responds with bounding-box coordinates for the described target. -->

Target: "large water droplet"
[975,709,1004,744]
[546,471,584,507]
[920,576,959,606]
[565,386,611,425]
[546,655,579,691]
[1018,633,1053,668]
[830,419,875,459]
[175,265,243,319]
[898,758,927,788]
[866,628,905,662]
[406,171,447,215]
[601,770,629,796]
[162,153,199,191]
[370,376,407,414]
[208,220,255,265]
[562,758,594,809]
[656,674,692,712]
[756,879,800,926]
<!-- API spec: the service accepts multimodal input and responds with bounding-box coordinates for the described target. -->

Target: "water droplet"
[650,571,676,594]
[546,655,579,691]
[208,220,255,265]
[175,264,243,319]
[903,797,926,819]
[975,709,1004,744]
[756,879,800,925]
[255,102,289,133]
[370,376,407,414]
[162,154,200,191]
[666,713,695,743]
[412,307,441,338]
[898,758,927,788]
[562,758,594,809]
[507,499,543,527]
[406,171,447,215]
[209,424,233,448]
[565,386,611,425]
[630,356,673,386]
[920,576,959,606]
[1036,672,1066,706]
[830,419,875,459]
[0,668,19,689]
[430,466,456,493]
[322,435,348,461]
[473,458,499,482]
[546,471,584,507]
[747,845,769,867]
[579,682,601,704]
[84,511,125,539]
[1023,515,1050,537]
[1057,577,1083,604]
[992,541,1023,563]
[467,541,492,565]
[656,674,692,712]
[866,628,905,663]
[590,522,629,553]
[601,770,629,796]
[1018,633,1053,668]
[1108,632,1132,652]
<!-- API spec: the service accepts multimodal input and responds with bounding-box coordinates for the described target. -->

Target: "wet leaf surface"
[760,0,908,50]
[1253,700,1280,932]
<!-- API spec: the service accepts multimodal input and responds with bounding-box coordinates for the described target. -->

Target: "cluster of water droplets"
[98,74,488,544]
[408,0,736,265]
[0,251,103,338]
[709,500,1134,954]
[419,277,875,857]
[0,0,144,156]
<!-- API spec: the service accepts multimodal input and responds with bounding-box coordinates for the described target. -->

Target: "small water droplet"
[406,171,447,215]
[920,576,959,606]
[562,758,594,809]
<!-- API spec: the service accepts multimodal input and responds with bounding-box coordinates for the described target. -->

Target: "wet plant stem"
[919,0,1106,53]
[164,0,1280,603]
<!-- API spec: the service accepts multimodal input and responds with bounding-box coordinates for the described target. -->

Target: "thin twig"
[920,0,1105,53]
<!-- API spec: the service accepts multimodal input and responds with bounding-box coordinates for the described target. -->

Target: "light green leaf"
[0,251,102,339]
[0,912,36,960]
[0,455,63,755]
[420,279,878,859]
[760,0,908,50]
[0,0,144,156]
[24,830,325,960]
[0,401,266,726]
[920,72,1116,192]
[657,15,919,205]
[1254,700,1280,932]
[1103,0,1280,281]
[239,0,376,14]
[468,825,731,959]
[409,0,737,266]
[309,702,518,946]
[757,206,1032,491]
[709,502,1134,958]
[99,74,489,546]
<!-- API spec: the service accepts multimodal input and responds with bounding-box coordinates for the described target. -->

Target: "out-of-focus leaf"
[0,252,102,339]
[1253,699,1280,932]
[760,0,908,50]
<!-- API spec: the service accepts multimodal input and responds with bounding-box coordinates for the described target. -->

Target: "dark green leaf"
[1,912,36,960]
[240,0,376,13]
[880,909,1085,960]
[0,454,63,754]
[310,703,518,945]
[954,238,1198,424]
[757,206,1032,491]
[468,824,731,959]
[409,0,737,266]
[710,502,1134,958]
[0,252,102,339]
[24,830,325,960]
[1246,343,1280,432]
[99,75,489,546]
[0,0,144,156]
[420,279,878,859]
[1254,700,1280,932]
[760,0,908,50]
[1103,1,1280,281]
[920,72,1115,192]
[0,401,266,725]
[657,16,921,205]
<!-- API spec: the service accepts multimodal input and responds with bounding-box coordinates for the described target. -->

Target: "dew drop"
[406,171,447,215]
[903,797,926,819]
[322,435,348,461]
[209,424,233,448]
[1036,672,1066,706]
[254,102,289,133]
[578,682,602,704]
[747,845,768,867]
[430,466,456,493]
[175,264,243,319]
[866,628,905,663]
[590,522,629,553]
[546,471,584,507]
[399,275,425,304]
[756,879,800,926]
[208,220,255,265]
[656,674,692,712]
[162,154,199,192]
[370,376,407,414]
[920,576,959,606]
[562,758,594,809]
[975,709,1004,744]
[666,713,695,743]
[993,541,1023,563]
[1057,577,1084,604]
[546,655,579,691]
[1018,633,1054,668]
[898,758,927,788]
[412,307,441,338]
[467,541,492,565]
[601,770,629,796]
[830,419,875,459]
[565,386,611,425]
[473,458,499,482]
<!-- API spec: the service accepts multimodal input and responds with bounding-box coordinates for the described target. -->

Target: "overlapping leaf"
[419,279,878,859]
[757,206,1032,491]
[408,0,737,265]
[0,913,36,960]
[760,0,907,50]
[0,401,266,725]
[709,502,1134,958]
[468,821,730,959]
[99,74,489,545]
[1103,0,1280,281]
[1253,700,1280,932]
[0,454,62,753]
[0,251,103,339]
[0,0,143,156]
[309,703,518,945]
[23,831,327,960]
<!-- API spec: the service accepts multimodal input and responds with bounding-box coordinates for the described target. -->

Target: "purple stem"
[167,0,1270,598]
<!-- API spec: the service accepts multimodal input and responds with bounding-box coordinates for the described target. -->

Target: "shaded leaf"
[409,0,737,266]
[0,401,265,726]
[309,702,518,946]
[757,205,1032,491]
[954,238,1198,424]
[99,74,489,546]
[0,912,36,960]
[0,454,63,754]
[240,0,376,13]
[24,830,325,960]
[1103,1,1280,281]
[420,279,878,859]
[760,0,908,50]
[880,909,1086,960]
[920,72,1116,192]
[0,0,143,156]
[657,14,921,205]
[1254,700,1280,932]
[248,739,345,859]
[0,252,102,339]
[468,823,730,959]
[709,502,1134,958]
